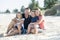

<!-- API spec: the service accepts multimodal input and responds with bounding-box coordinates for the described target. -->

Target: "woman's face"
[31,11,35,17]
[35,10,40,16]
[16,13,21,18]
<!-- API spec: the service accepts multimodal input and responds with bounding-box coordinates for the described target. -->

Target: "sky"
[0,0,44,12]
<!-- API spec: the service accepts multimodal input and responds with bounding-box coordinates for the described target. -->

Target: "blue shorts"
[21,28,27,34]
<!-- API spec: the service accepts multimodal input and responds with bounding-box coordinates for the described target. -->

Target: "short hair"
[25,7,30,10]
[17,12,21,13]
[24,7,30,12]
[31,10,35,12]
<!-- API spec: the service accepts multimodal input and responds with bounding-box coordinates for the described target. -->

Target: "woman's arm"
[17,20,24,34]
[17,24,21,34]
[37,15,44,24]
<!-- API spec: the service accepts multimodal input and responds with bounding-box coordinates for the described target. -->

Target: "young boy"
[27,10,39,34]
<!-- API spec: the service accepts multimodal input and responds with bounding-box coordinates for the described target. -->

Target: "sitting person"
[27,10,39,34]
[31,8,45,33]
[27,8,45,34]
[5,12,23,36]
[34,8,45,30]
[21,8,32,34]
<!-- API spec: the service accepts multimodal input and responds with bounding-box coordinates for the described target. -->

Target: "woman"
[35,9,44,30]
[5,12,23,36]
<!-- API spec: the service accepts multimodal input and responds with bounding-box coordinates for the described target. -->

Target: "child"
[27,10,39,34]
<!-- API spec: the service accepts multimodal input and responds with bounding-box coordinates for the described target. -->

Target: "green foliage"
[13,9,18,13]
[5,9,10,13]
[45,8,57,16]
[44,0,57,9]
[21,6,25,13]
[51,8,57,15]
[28,0,40,10]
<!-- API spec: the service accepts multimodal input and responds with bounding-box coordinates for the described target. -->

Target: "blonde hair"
[38,9,42,16]
[16,12,22,19]
[34,8,42,16]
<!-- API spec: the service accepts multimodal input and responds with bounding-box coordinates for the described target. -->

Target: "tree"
[13,9,18,13]
[28,0,40,10]
[21,6,25,13]
[5,9,10,13]
[44,0,58,9]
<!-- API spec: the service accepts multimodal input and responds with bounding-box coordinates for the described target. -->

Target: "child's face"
[16,13,21,18]
[31,12,35,17]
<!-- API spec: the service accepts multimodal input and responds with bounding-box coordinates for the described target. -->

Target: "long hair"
[16,12,22,19]
[34,8,42,16]
[38,9,42,16]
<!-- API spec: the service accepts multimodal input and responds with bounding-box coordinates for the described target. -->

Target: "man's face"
[24,9,30,15]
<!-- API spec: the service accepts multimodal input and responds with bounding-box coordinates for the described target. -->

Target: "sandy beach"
[0,14,60,40]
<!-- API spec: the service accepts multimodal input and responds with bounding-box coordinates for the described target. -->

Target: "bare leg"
[31,29,35,34]
[17,20,24,34]
[27,24,34,34]
[17,24,22,34]
[6,29,19,37]
[27,24,31,34]
[30,24,38,34]
[6,21,15,34]
[8,28,15,34]
[34,24,38,34]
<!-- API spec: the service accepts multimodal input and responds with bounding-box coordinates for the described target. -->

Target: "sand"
[0,14,60,40]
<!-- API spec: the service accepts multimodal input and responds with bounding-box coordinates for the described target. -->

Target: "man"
[21,8,32,34]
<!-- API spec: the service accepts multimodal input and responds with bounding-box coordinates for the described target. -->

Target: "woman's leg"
[6,29,19,37]
[8,28,15,34]
[17,24,22,34]
[6,21,15,34]
[18,20,24,34]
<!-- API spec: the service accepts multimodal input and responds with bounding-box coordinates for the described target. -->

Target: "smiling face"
[35,10,40,16]
[24,8,30,15]
[34,8,42,16]
[16,13,22,19]
[31,11,35,17]
[24,8,31,18]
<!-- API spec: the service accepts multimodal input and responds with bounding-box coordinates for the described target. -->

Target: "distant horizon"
[0,0,44,12]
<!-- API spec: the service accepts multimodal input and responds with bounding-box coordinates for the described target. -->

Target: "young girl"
[5,12,23,36]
